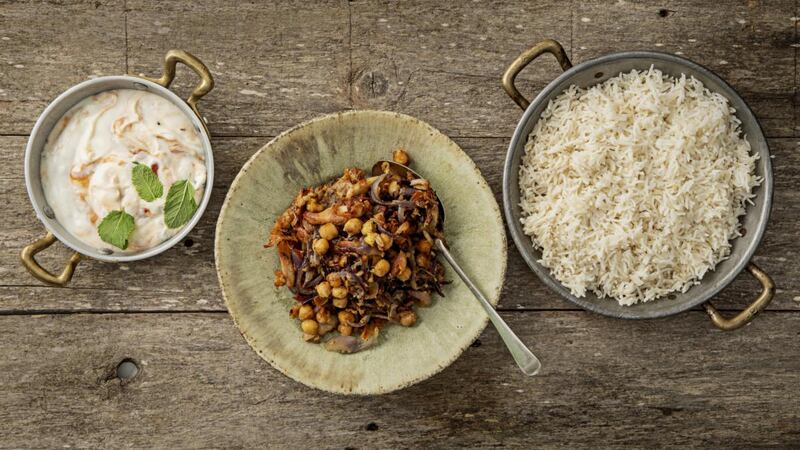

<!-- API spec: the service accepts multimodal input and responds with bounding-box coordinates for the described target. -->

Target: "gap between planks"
[4,133,800,140]
[0,308,798,316]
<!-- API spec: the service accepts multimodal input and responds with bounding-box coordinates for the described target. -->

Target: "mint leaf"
[164,179,197,229]
[97,210,135,250]
[131,162,163,202]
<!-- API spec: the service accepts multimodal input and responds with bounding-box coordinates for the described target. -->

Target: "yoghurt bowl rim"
[24,74,215,263]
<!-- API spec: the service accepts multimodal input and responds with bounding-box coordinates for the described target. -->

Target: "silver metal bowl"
[21,50,215,286]
[501,39,774,330]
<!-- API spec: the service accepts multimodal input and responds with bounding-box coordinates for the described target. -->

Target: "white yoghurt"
[40,89,206,253]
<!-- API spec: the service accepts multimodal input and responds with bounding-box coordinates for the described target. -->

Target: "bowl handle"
[703,263,775,331]
[138,49,215,124]
[20,232,82,287]
[502,39,572,110]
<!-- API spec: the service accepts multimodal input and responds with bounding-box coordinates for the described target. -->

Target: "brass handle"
[140,49,215,122]
[502,39,572,110]
[20,232,82,287]
[703,263,775,331]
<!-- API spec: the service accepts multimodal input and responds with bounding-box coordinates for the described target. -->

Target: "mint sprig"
[164,179,197,229]
[132,162,163,202]
[98,210,136,250]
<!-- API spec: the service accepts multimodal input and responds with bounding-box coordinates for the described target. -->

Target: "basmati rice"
[519,67,760,305]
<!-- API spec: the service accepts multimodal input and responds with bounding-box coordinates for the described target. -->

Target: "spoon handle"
[435,239,541,376]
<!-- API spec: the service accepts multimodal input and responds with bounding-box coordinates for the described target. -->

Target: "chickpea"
[289,303,301,317]
[277,211,293,230]
[316,308,332,324]
[319,223,338,240]
[315,281,332,298]
[363,232,378,247]
[326,272,343,288]
[298,304,314,320]
[388,180,400,196]
[392,148,410,165]
[344,218,363,235]
[327,314,339,328]
[396,221,412,235]
[416,294,432,307]
[416,253,430,268]
[338,323,353,336]
[374,233,393,251]
[301,319,319,335]
[313,238,329,255]
[416,239,432,253]
[338,311,355,324]
[332,286,348,299]
[372,259,390,277]
[274,270,286,287]
[397,267,412,282]
[307,200,324,212]
[399,310,417,327]
[361,219,375,235]
[412,179,430,191]
[332,297,348,308]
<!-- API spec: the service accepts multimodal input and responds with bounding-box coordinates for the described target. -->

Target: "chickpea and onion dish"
[265,150,447,353]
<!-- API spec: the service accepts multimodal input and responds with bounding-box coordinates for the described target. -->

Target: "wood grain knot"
[115,359,140,381]
[653,406,684,416]
[357,71,389,98]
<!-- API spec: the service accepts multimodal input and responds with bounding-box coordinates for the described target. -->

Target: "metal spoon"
[372,160,541,376]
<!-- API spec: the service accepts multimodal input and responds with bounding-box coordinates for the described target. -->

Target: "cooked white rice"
[519,67,760,305]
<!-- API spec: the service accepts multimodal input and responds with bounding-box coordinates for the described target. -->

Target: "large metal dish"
[21,50,215,286]
[501,39,774,330]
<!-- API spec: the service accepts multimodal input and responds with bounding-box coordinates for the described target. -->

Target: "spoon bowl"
[371,160,446,227]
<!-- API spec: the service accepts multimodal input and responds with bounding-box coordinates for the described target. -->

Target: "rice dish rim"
[502,50,773,319]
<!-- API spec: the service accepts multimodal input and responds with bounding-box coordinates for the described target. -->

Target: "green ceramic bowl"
[215,110,506,394]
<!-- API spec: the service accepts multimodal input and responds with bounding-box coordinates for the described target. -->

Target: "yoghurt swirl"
[40,89,206,253]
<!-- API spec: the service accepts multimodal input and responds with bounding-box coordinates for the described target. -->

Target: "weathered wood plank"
[348,0,573,139]
[1,134,796,312]
[348,0,796,139]
[1,312,798,448]
[0,0,126,135]
[574,0,797,137]
[1,1,794,142]
[2,136,798,312]
[125,0,351,137]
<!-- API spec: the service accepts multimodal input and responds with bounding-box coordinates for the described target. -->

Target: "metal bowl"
[501,39,774,330]
[21,50,215,286]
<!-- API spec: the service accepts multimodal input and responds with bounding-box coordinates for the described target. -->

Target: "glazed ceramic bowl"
[21,50,215,286]
[215,110,506,394]
[501,39,774,330]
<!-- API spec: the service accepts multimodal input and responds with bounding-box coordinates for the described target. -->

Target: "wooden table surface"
[2,1,799,448]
